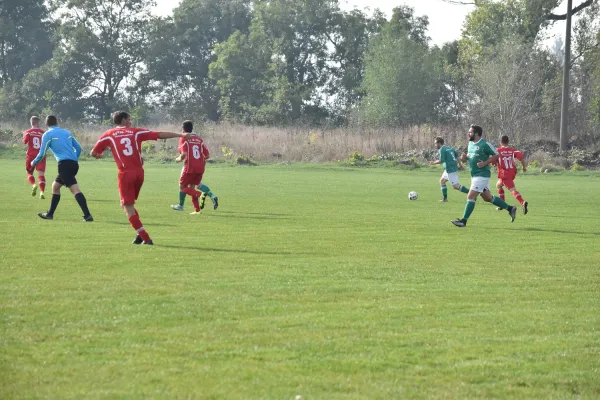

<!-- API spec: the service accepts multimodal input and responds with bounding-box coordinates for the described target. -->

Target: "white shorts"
[470,176,490,193]
[442,171,459,186]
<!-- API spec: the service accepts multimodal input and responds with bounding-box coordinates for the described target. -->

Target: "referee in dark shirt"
[30,116,93,221]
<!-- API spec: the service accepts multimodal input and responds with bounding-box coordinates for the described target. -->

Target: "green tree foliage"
[359,6,446,126]
[142,0,252,121]
[48,0,156,121]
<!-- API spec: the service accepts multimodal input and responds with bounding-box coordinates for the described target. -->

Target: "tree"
[359,7,446,126]
[49,0,156,121]
[0,0,55,88]
[142,0,252,121]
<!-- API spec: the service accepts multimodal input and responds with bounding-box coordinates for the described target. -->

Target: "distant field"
[1,158,599,399]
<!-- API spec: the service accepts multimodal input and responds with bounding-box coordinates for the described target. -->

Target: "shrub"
[570,163,585,172]
[236,154,256,166]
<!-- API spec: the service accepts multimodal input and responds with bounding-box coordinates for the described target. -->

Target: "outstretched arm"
[31,133,51,166]
[72,136,82,159]
[157,132,193,140]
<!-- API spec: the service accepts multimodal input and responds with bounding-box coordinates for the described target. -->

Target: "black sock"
[75,192,91,217]
[48,194,60,216]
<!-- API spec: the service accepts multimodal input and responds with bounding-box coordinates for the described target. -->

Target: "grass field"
[1,158,599,399]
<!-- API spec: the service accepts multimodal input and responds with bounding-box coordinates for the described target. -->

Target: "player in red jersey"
[496,135,528,214]
[90,111,193,245]
[174,120,210,214]
[23,116,47,199]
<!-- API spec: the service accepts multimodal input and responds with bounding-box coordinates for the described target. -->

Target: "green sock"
[491,196,510,210]
[179,191,186,206]
[463,200,476,220]
[459,185,469,194]
[441,185,448,200]
[199,184,214,199]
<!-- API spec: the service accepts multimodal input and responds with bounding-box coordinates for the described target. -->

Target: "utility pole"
[559,0,573,152]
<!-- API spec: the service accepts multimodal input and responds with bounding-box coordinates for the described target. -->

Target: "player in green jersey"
[429,137,469,202]
[451,125,517,227]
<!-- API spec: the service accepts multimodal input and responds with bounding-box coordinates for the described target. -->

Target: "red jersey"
[496,146,524,179]
[92,127,160,170]
[23,128,45,158]
[178,135,209,174]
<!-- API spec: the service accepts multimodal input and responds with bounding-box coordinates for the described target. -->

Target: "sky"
[152,0,569,47]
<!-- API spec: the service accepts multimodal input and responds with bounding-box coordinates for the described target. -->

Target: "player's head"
[30,116,40,127]
[501,135,509,145]
[113,111,131,127]
[434,137,444,149]
[182,120,193,133]
[468,124,483,142]
[46,115,58,127]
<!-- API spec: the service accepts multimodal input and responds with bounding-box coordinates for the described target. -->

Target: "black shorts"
[56,160,79,187]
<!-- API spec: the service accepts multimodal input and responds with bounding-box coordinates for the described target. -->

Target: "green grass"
[1,158,599,399]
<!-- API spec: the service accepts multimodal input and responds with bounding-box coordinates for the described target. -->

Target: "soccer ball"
[408,191,418,200]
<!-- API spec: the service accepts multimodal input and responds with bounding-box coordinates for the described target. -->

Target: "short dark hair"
[434,137,444,145]
[470,124,483,137]
[501,135,509,145]
[113,111,130,125]
[46,115,58,126]
[182,120,193,133]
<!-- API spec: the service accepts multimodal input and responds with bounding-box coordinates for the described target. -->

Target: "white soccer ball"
[408,191,418,200]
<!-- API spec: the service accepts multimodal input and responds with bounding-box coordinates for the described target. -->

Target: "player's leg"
[448,172,468,195]
[171,168,187,211]
[181,176,203,213]
[199,182,218,209]
[506,182,527,214]
[496,179,505,200]
[61,161,92,221]
[122,171,152,245]
[453,177,492,227]
[39,178,63,219]
[26,157,37,196]
[439,174,448,202]
[37,159,47,199]
[482,187,517,222]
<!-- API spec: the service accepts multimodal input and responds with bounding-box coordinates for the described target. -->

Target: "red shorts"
[26,156,46,172]
[179,170,203,186]
[497,177,516,189]
[118,168,145,206]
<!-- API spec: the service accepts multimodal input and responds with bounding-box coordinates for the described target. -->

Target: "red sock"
[182,188,202,212]
[191,196,200,212]
[512,190,524,205]
[39,176,46,192]
[128,214,151,242]
[498,187,505,201]
[27,174,35,185]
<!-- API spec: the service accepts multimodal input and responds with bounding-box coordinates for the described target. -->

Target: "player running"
[31,116,93,221]
[171,121,210,215]
[429,137,469,202]
[495,135,528,214]
[451,125,518,228]
[23,116,47,199]
[90,111,193,245]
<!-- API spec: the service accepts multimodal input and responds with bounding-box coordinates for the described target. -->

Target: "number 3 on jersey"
[120,138,133,156]
[192,145,201,159]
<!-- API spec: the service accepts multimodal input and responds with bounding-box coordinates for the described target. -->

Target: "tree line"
[1,0,599,140]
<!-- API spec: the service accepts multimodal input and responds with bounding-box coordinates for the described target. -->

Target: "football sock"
[75,192,91,217]
[39,176,46,192]
[441,185,448,200]
[129,214,151,242]
[191,196,200,212]
[459,185,469,194]
[512,190,525,205]
[179,191,186,206]
[199,184,214,199]
[27,174,35,185]
[48,194,60,216]
[498,187,505,200]
[491,196,510,210]
[463,199,476,221]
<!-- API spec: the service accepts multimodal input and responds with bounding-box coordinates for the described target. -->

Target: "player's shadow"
[159,244,300,255]
[217,211,290,217]
[104,220,178,227]
[87,199,116,203]
[506,227,600,236]
[206,213,290,220]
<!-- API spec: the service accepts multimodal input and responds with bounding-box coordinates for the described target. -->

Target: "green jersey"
[467,138,498,178]
[439,145,459,173]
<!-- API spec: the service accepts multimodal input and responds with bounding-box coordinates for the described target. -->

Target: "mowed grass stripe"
[0,159,598,399]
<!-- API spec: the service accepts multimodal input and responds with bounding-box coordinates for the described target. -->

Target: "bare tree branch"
[546,0,594,21]
[440,0,476,4]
